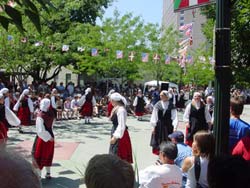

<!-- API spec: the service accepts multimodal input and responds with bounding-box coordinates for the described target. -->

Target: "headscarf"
[40,98,51,112]
[0,88,9,95]
[52,88,57,94]
[85,87,91,95]
[107,89,115,97]
[110,92,127,106]
[161,90,169,97]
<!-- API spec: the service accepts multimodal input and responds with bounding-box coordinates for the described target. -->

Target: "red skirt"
[0,122,7,143]
[18,107,31,126]
[135,112,144,116]
[32,136,54,170]
[117,130,133,163]
[81,101,93,117]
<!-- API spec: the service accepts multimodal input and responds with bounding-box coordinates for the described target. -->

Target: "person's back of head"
[159,141,178,161]
[85,154,135,188]
[230,97,244,116]
[0,147,41,188]
[208,155,250,188]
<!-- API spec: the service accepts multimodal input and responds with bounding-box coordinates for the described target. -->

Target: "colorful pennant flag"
[165,55,171,64]
[186,55,193,64]
[153,53,160,61]
[178,45,188,56]
[141,53,149,62]
[34,41,43,47]
[116,50,123,59]
[21,37,27,43]
[128,51,135,62]
[185,27,192,36]
[77,47,85,52]
[91,48,98,56]
[179,38,190,46]
[179,22,193,31]
[62,45,69,52]
[7,35,13,41]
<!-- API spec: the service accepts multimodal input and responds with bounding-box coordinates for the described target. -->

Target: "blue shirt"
[229,118,250,151]
[175,143,192,168]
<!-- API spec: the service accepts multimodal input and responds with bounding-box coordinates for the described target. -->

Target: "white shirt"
[113,106,127,139]
[133,95,149,106]
[13,97,34,113]
[5,107,20,126]
[150,101,178,129]
[185,157,209,188]
[139,164,182,188]
[36,117,53,142]
[183,101,212,123]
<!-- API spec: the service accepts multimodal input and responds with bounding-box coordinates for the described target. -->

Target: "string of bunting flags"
[5,31,214,67]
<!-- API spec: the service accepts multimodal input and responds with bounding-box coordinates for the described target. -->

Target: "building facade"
[162,0,207,50]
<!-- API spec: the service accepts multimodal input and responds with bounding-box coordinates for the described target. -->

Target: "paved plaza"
[6,105,250,188]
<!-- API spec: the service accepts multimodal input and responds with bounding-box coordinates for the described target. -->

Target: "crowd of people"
[0,79,250,188]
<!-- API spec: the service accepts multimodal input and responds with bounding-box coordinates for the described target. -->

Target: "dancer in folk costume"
[79,87,96,123]
[0,88,10,108]
[50,88,58,118]
[13,89,34,133]
[107,89,115,117]
[32,98,55,179]
[133,89,148,121]
[150,90,178,155]
[183,92,212,147]
[109,92,133,163]
[0,93,20,145]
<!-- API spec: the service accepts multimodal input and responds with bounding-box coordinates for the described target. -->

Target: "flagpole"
[214,0,231,155]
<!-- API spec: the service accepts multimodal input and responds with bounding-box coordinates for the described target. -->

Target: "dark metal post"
[214,0,231,155]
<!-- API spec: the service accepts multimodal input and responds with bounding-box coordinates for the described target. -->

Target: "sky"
[102,0,163,25]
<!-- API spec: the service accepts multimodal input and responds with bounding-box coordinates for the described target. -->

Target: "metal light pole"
[214,0,231,155]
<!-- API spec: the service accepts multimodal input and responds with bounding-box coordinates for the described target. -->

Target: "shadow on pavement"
[41,177,83,188]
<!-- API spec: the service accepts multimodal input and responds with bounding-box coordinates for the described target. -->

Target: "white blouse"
[150,101,178,129]
[36,117,53,142]
[113,106,127,139]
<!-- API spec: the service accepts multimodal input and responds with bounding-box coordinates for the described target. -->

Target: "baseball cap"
[168,131,184,142]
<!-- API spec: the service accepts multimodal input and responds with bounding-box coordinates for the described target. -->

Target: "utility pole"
[214,0,231,155]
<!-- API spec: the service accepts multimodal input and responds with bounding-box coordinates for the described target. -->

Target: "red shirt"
[232,136,250,161]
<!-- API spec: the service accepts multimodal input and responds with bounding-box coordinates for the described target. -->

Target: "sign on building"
[174,0,214,12]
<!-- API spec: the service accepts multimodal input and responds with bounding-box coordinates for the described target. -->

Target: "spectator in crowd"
[57,82,65,98]
[66,82,74,97]
[50,88,58,119]
[183,92,212,147]
[182,131,215,188]
[151,87,160,105]
[85,154,134,188]
[71,95,80,119]
[207,155,250,188]
[139,141,182,188]
[0,147,41,188]
[63,97,72,119]
[150,90,178,155]
[37,81,49,94]
[232,134,250,161]
[109,92,133,163]
[229,97,250,152]
[169,131,192,187]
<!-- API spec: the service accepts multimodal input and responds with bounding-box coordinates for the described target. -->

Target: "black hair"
[85,154,135,188]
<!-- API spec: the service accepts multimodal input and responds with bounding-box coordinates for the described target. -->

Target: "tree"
[201,2,250,87]
[0,0,114,82]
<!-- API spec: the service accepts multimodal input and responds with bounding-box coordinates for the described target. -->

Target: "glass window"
[66,73,71,85]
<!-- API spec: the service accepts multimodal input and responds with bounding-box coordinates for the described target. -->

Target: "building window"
[180,22,184,26]
[180,16,184,21]
[66,73,71,85]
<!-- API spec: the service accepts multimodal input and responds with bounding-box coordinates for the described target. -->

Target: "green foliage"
[201,2,250,87]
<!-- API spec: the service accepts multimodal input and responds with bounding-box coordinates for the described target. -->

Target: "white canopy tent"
[143,80,179,93]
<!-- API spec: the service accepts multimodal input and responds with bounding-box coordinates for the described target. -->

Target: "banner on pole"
[174,0,214,12]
